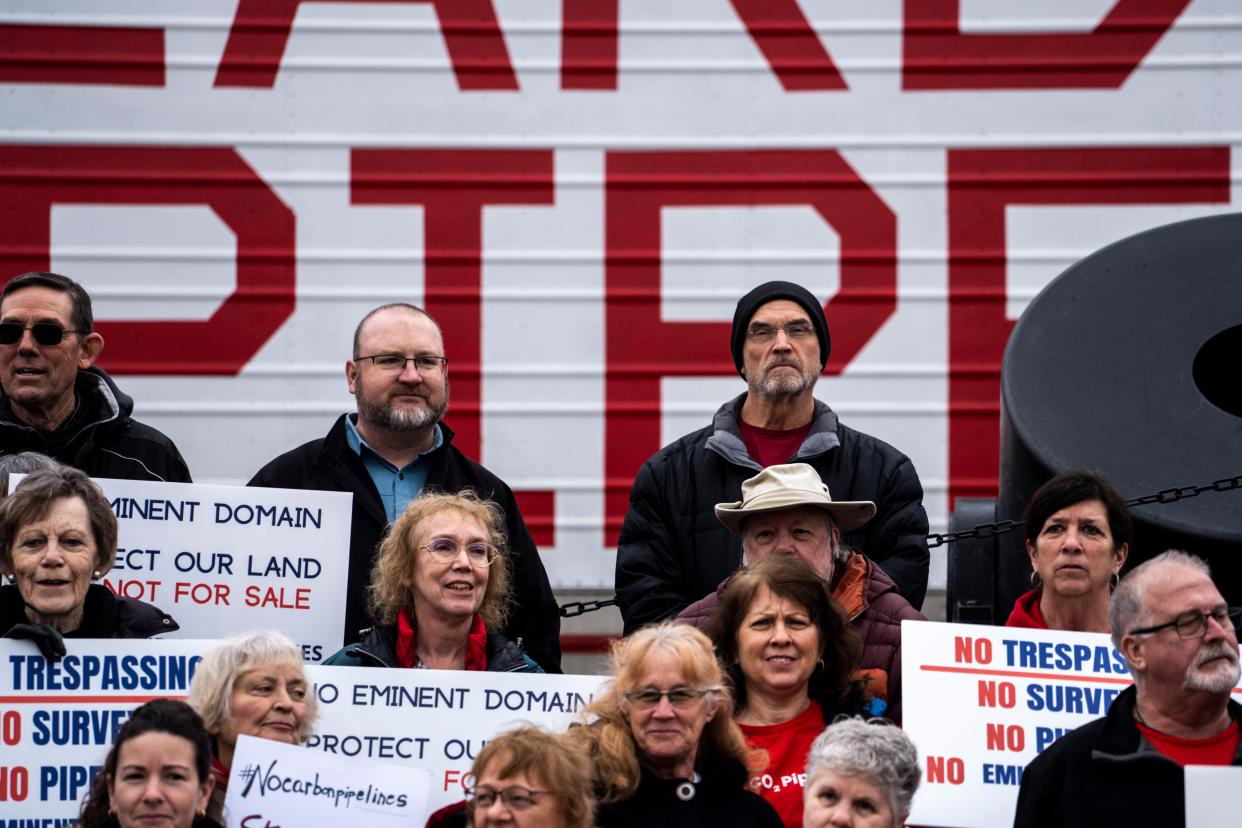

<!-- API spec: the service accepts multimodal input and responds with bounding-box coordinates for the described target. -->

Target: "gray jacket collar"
[704,392,841,469]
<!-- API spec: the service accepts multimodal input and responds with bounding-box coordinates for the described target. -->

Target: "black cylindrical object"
[997,213,1242,612]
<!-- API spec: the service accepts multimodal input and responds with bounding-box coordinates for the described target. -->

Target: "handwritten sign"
[223,734,431,826]
[1185,766,1242,827]
[304,666,606,814]
[31,476,353,662]
[0,638,219,822]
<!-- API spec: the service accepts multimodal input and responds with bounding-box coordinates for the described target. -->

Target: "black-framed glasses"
[623,686,719,710]
[353,353,448,373]
[467,784,553,811]
[419,537,498,568]
[745,322,816,344]
[1129,607,1242,639]
[0,322,86,346]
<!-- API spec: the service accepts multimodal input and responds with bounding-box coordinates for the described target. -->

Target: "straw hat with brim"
[714,463,877,534]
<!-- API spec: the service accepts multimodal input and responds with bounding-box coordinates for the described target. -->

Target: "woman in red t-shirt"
[708,555,871,827]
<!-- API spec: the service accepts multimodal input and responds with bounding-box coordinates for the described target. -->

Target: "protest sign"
[0,638,218,823]
[1185,766,1242,828]
[903,620,1134,827]
[304,665,605,813]
[224,733,431,827]
[47,476,352,662]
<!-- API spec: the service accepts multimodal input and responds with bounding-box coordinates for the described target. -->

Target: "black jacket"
[322,622,543,673]
[615,395,929,633]
[248,414,561,671]
[0,583,178,638]
[597,759,783,828]
[1013,685,1242,827]
[0,366,191,483]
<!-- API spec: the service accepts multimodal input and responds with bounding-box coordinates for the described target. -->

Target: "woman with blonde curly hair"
[325,489,541,672]
[567,621,781,827]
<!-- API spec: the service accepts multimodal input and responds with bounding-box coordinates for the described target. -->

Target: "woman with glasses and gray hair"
[325,489,541,672]
[802,718,921,828]
[566,621,781,827]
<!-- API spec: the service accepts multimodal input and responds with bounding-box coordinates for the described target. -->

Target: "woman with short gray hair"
[187,630,318,822]
[802,718,920,828]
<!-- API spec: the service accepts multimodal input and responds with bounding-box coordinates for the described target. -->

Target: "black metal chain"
[559,473,1242,616]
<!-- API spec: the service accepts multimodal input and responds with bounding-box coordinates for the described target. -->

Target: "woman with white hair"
[187,630,318,822]
[802,718,921,828]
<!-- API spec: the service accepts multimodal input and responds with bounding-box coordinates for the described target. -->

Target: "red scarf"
[395,608,490,670]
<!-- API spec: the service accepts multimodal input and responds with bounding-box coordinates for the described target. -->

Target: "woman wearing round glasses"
[567,622,781,827]
[325,490,542,672]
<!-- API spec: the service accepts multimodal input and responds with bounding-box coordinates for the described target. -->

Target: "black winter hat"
[730,281,830,376]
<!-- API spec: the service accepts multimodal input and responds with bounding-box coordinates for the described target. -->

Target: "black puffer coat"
[0,583,178,639]
[616,395,929,633]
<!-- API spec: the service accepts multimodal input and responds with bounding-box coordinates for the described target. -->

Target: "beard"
[750,357,819,399]
[356,381,449,432]
[1182,641,1242,693]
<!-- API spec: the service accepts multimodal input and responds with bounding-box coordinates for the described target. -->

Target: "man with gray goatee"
[1014,550,1242,828]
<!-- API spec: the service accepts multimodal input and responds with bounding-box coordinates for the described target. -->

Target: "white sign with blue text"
[304,665,607,814]
[80,476,351,662]
[0,638,219,821]
[224,733,432,827]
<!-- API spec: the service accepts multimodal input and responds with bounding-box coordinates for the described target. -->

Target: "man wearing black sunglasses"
[1015,550,1242,827]
[0,272,190,483]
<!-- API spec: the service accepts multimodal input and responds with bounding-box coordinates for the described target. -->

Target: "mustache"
[1194,641,1239,669]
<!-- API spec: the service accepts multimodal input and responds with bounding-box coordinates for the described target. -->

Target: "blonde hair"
[187,630,317,739]
[468,726,595,828]
[566,622,761,804]
[367,489,512,629]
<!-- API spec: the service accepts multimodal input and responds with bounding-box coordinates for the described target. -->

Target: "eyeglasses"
[745,322,816,344]
[623,687,719,710]
[419,537,498,568]
[1128,607,1242,639]
[467,784,553,811]
[354,354,448,373]
[0,322,86,346]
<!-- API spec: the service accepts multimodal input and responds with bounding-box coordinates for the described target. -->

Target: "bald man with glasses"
[1014,550,1242,828]
[0,271,191,482]
[250,303,560,671]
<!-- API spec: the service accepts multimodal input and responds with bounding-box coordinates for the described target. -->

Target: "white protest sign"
[304,666,605,813]
[1185,766,1242,828]
[903,620,1134,827]
[223,733,431,827]
[84,476,350,661]
[0,638,219,821]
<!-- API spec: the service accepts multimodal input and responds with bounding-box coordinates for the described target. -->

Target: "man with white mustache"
[1014,550,1242,828]
[250,304,560,671]
[616,281,930,635]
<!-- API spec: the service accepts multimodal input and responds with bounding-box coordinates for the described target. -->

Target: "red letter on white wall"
[945,146,1230,504]
[0,145,296,375]
[604,149,898,542]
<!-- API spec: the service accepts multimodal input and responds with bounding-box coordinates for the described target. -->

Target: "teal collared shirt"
[344,415,444,522]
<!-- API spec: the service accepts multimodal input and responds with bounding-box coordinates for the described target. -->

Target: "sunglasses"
[0,322,85,346]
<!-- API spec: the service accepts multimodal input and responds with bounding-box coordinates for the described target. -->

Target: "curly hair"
[367,489,512,629]
[468,726,595,828]
[708,554,866,714]
[804,717,921,818]
[566,622,762,804]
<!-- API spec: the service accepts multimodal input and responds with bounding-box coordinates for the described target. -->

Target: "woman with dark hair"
[0,466,176,659]
[708,554,869,827]
[1006,469,1131,632]
[566,621,781,827]
[78,698,222,828]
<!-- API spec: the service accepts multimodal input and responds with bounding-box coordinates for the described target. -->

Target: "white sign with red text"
[903,620,1242,827]
[37,476,352,662]
[303,665,605,815]
[0,638,219,822]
